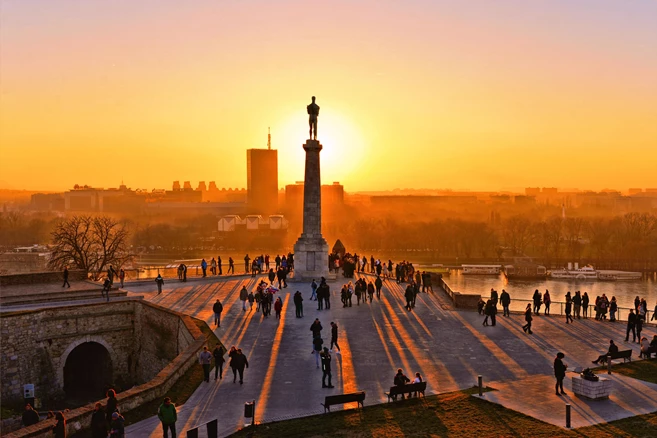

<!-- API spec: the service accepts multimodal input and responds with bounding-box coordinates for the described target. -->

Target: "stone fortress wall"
[1,299,209,438]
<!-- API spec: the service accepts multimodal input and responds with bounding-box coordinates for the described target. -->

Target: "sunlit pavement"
[124,275,652,437]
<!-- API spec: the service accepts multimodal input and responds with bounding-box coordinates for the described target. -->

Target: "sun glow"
[275,106,367,188]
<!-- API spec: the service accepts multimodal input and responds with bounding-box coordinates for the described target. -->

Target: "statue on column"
[307,96,320,140]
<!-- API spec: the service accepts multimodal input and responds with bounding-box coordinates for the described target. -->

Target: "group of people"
[309,318,341,388]
[392,369,423,400]
[199,344,249,385]
[244,253,294,275]
[339,278,377,307]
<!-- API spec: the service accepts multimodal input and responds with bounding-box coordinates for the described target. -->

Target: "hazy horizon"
[1,0,656,192]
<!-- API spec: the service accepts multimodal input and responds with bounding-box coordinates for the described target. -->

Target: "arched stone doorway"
[63,342,113,400]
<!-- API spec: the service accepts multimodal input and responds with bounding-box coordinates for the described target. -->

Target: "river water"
[440,270,657,312]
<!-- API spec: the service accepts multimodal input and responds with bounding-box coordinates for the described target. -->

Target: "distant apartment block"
[246,148,278,214]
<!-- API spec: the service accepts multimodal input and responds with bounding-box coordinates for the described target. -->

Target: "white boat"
[549,264,598,280]
[596,270,642,281]
[462,264,500,275]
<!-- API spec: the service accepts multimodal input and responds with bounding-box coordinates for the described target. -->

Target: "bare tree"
[502,216,534,256]
[48,215,132,279]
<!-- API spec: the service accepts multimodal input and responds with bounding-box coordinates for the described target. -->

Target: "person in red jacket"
[274,297,283,319]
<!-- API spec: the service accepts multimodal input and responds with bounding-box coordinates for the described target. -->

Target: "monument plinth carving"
[293,97,330,281]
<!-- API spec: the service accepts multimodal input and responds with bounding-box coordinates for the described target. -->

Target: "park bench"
[321,391,366,413]
[607,349,632,363]
[385,382,427,402]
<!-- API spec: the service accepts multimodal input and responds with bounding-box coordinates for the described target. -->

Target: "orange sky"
[1,0,656,192]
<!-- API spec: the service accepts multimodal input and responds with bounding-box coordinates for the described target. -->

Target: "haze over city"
[2,0,656,192]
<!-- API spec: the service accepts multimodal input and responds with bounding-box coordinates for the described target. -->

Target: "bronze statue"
[307,96,320,140]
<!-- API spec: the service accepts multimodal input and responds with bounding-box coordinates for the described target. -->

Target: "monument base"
[292,237,330,282]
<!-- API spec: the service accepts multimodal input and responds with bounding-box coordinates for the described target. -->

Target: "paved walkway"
[483,373,657,429]
[122,275,655,437]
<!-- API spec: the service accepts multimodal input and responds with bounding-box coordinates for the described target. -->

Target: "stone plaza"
[118,273,657,437]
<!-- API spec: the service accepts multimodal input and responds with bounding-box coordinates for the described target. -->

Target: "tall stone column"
[293,139,329,281]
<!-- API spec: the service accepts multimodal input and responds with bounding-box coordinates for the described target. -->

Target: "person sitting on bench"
[412,372,423,397]
[394,368,410,399]
[592,339,618,364]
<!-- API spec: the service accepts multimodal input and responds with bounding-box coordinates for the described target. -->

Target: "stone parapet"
[0,270,87,286]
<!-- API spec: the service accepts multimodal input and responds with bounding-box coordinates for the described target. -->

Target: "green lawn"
[598,359,657,385]
[229,385,657,438]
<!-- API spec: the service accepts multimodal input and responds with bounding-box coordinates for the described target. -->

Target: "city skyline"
[1,1,656,192]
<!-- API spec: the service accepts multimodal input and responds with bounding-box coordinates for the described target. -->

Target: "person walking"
[201,259,208,277]
[231,348,249,384]
[52,412,67,438]
[565,292,574,324]
[212,343,224,380]
[543,290,551,315]
[500,289,511,317]
[240,286,248,312]
[248,291,255,310]
[105,389,118,426]
[573,291,582,319]
[199,346,212,383]
[274,297,283,319]
[155,274,164,295]
[217,256,222,275]
[212,299,223,327]
[320,347,334,388]
[532,289,542,315]
[554,352,567,396]
[62,266,71,288]
[522,303,533,334]
[310,318,323,340]
[582,292,590,318]
[157,397,178,438]
[312,336,324,368]
[228,257,234,274]
[367,281,375,303]
[118,269,125,288]
[310,279,318,301]
[109,411,125,438]
[375,276,383,300]
[330,321,341,353]
[625,309,637,342]
[294,291,304,318]
[91,403,107,438]
[404,284,414,311]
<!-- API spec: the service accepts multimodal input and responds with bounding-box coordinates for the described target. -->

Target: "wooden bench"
[385,382,427,402]
[607,350,632,363]
[321,391,365,413]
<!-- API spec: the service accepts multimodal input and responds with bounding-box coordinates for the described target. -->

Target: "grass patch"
[591,360,657,385]
[228,389,657,438]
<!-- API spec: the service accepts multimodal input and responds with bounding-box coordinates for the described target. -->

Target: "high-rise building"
[246,133,278,213]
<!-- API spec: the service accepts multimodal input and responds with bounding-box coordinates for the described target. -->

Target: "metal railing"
[479,296,654,324]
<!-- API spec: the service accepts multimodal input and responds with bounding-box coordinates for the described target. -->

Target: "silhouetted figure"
[307,96,320,139]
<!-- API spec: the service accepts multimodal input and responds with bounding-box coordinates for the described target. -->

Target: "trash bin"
[244,400,255,426]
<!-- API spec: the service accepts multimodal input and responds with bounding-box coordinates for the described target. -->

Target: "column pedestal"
[292,139,330,282]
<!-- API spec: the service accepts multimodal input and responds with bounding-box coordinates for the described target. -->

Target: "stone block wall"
[0,300,202,409]
[4,307,207,438]
[0,270,87,286]
[0,301,135,404]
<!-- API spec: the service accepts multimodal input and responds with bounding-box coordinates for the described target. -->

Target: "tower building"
[246,129,278,214]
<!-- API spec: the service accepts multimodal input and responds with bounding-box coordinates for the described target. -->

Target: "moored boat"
[596,270,642,281]
[462,264,501,275]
